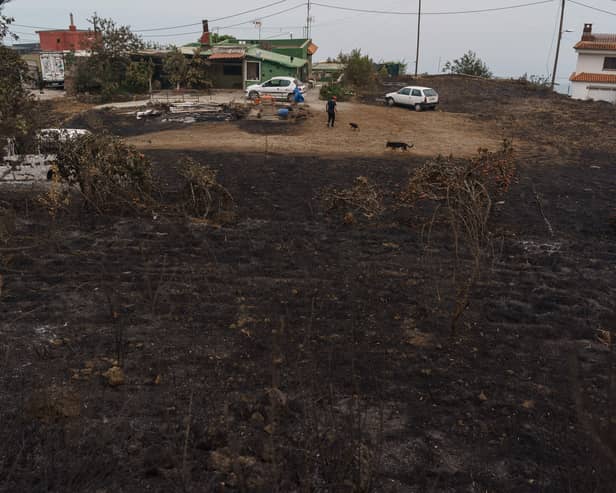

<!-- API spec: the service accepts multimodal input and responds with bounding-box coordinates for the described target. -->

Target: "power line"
[217,3,305,29]
[134,0,289,32]
[140,4,305,38]
[12,23,57,30]
[311,0,555,16]
[568,0,616,16]
[10,1,291,33]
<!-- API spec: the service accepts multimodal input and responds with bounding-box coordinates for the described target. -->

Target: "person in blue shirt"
[293,85,304,103]
[326,96,337,127]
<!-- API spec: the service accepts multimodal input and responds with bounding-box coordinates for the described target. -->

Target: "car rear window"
[423,89,437,96]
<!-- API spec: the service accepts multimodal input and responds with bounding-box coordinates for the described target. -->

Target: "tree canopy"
[0,45,37,147]
[0,0,15,41]
[339,49,376,89]
[443,51,492,78]
[72,14,147,97]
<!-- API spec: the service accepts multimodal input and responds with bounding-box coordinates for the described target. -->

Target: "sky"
[4,0,616,92]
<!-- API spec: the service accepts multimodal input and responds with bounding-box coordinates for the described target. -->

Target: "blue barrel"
[278,108,290,118]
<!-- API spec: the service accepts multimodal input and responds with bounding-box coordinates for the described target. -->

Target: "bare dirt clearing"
[123,102,500,157]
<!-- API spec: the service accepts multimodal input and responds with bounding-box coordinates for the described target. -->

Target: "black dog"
[349,122,360,130]
[386,141,413,151]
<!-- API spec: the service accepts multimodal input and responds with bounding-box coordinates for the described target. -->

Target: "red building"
[37,14,98,52]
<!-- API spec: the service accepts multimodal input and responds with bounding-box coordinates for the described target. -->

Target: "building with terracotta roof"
[570,23,616,102]
[36,14,98,53]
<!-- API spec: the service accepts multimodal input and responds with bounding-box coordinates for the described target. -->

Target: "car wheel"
[287,93,294,102]
[386,97,395,107]
[414,103,422,112]
[249,91,259,100]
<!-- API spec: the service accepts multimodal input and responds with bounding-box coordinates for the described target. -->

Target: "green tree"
[443,50,492,78]
[186,48,211,89]
[0,45,37,147]
[341,49,376,89]
[210,33,237,44]
[72,14,145,97]
[164,48,188,90]
[0,0,15,41]
[125,59,154,93]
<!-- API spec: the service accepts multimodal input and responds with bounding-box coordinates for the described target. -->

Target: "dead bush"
[178,158,236,221]
[0,204,15,244]
[322,176,384,220]
[402,140,515,332]
[37,164,70,219]
[54,132,153,213]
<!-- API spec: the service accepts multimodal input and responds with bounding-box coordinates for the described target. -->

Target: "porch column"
[242,58,247,90]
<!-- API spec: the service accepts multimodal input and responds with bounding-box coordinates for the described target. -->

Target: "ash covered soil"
[1,77,616,492]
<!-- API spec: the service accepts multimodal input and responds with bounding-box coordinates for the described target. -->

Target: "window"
[603,57,616,70]
[411,89,422,97]
[423,89,437,96]
[399,88,411,95]
[246,61,260,80]
[278,79,291,87]
[223,64,242,76]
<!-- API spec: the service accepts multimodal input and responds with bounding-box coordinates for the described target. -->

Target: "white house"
[570,24,616,102]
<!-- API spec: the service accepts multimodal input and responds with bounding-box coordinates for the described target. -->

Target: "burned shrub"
[0,204,15,244]
[178,158,235,221]
[402,140,515,331]
[322,175,384,222]
[54,133,153,213]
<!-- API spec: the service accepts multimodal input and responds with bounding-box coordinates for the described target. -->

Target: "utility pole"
[306,0,312,39]
[551,0,566,89]
[415,0,421,77]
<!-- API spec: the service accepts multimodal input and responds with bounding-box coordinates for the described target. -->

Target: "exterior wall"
[38,30,97,52]
[571,81,616,102]
[575,50,616,73]
[259,60,299,81]
[572,49,616,101]
[271,47,304,59]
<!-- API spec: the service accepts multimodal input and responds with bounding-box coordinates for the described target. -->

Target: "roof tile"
[570,72,616,83]
[208,52,245,60]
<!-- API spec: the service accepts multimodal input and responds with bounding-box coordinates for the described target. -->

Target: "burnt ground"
[2,77,616,492]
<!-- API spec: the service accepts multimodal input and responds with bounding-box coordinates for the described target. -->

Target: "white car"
[246,76,305,101]
[385,86,439,111]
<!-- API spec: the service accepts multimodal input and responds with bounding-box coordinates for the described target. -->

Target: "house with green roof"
[180,37,317,90]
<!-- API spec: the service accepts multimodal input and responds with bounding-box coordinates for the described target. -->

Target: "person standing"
[293,85,304,103]
[326,95,337,127]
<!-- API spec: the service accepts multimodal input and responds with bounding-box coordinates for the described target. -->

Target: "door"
[260,79,276,95]
[396,87,411,105]
[410,88,422,105]
[277,79,291,97]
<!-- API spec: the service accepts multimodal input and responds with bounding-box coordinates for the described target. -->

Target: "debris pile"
[137,102,248,124]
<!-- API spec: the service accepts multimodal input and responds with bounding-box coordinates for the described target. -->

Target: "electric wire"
[134,0,289,32]
[568,0,616,15]
[310,0,555,16]
[140,3,305,38]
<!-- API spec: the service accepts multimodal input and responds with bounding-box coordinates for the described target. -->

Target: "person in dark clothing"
[326,96,337,127]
